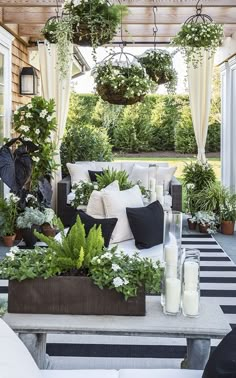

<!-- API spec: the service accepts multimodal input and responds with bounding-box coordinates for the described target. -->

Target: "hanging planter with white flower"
[93,51,155,105]
[172,2,224,68]
[13,96,58,187]
[138,49,177,93]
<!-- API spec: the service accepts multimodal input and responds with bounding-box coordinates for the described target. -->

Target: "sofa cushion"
[41,371,119,378]
[111,239,164,263]
[0,319,41,378]
[126,201,164,249]
[119,370,202,378]
[102,185,144,243]
[94,162,122,171]
[129,164,159,189]
[87,180,120,218]
[77,210,118,248]
[67,162,96,185]
[156,166,177,192]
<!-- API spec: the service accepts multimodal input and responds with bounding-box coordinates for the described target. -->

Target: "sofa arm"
[169,177,182,212]
[57,176,72,223]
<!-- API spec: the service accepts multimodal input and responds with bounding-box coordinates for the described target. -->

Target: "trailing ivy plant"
[138,49,178,93]
[172,22,224,68]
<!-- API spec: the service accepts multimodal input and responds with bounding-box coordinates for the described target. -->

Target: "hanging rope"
[153,6,158,49]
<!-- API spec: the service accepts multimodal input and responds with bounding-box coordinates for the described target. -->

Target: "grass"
[115,157,221,181]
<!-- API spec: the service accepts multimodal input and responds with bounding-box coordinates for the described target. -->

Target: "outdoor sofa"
[0,318,203,378]
[57,161,182,226]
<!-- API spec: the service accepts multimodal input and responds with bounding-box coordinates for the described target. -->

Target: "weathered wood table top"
[3,296,231,339]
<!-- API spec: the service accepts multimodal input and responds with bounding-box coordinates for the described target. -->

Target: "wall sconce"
[20,66,39,96]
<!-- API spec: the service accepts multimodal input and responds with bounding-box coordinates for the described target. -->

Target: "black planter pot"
[21,225,40,248]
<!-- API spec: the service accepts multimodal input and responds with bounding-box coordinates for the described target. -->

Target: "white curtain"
[38,42,72,210]
[188,50,214,163]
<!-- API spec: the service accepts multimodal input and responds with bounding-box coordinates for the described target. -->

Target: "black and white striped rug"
[0,234,235,370]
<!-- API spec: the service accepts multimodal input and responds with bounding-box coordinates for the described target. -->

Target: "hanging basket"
[93,51,153,106]
[72,23,113,46]
[42,16,60,44]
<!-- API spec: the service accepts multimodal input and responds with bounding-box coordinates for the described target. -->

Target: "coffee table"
[3,296,230,371]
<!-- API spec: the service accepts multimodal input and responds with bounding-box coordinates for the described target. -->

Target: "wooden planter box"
[8,276,145,316]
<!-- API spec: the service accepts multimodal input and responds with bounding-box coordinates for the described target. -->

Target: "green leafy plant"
[17,207,46,229]
[43,208,57,227]
[182,160,216,192]
[93,60,154,105]
[13,96,58,187]
[90,249,163,300]
[172,22,224,67]
[71,181,98,208]
[193,211,219,234]
[138,49,177,93]
[194,181,228,216]
[220,193,236,222]
[0,194,20,236]
[97,169,132,191]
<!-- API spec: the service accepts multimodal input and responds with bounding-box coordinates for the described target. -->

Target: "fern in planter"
[97,169,133,191]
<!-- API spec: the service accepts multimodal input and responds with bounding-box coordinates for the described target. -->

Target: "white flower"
[6,252,15,261]
[123,278,129,285]
[112,263,121,272]
[186,183,195,190]
[32,156,40,162]
[26,194,37,202]
[113,277,124,288]
[20,125,30,132]
[101,252,113,259]
[24,137,32,142]
[27,103,33,109]
[40,109,48,118]
[9,246,19,254]
[7,193,19,203]
[14,110,18,115]
[25,112,32,118]
[35,129,40,135]
[46,115,53,122]
[93,184,98,190]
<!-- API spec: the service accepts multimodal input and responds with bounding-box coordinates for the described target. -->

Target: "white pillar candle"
[165,264,178,279]
[184,261,199,290]
[164,244,178,265]
[150,190,157,203]
[183,290,199,316]
[165,278,181,314]
[149,178,156,192]
[157,193,164,206]
[156,184,163,197]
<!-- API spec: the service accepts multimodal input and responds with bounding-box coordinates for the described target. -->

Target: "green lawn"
[115,157,221,181]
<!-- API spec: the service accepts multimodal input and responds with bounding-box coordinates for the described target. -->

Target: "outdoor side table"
[3,296,230,371]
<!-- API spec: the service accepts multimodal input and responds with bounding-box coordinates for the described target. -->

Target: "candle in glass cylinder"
[184,261,199,290]
[164,244,178,265]
[156,184,163,197]
[150,190,157,203]
[165,278,181,314]
[183,290,199,317]
[165,264,178,279]
[149,178,156,192]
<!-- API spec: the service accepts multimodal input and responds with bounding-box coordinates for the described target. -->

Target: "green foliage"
[35,215,104,271]
[60,123,112,176]
[175,104,197,154]
[0,194,19,236]
[13,96,58,186]
[97,169,133,191]
[194,182,230,216]
[17,207,46,229]
[182,160,216,192]
[220,191,236,222]
[71,181,98,208]
[206,123,221,152]
[90,249,164,300]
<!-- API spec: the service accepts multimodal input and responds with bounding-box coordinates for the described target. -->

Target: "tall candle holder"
[182,249,200,318]
[156,181,164,206]
[163,265,181,315]
[163,210,183,264]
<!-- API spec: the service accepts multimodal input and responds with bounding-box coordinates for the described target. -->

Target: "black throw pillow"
[88,170,104,182]
[72,210,118,248]
[202,328,236,378]
[126,201,164,250]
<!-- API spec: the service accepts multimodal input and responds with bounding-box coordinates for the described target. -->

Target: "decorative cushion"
[156,166,177,192]
[88,170,104,182]
[202,328,236,378]
[102,185,144,243]
[126,201,164,249]
[129,164,159,189]
[67,162,96,185]
[86,180,120,218]
[76,210,118,248]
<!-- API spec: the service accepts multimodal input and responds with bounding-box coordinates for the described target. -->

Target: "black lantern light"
[20,67,39,96]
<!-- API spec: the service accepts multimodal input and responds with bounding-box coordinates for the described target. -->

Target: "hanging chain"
[55,0,60,18]
[196,0,202,15]
[153,6,158,49]
[118,0,126,49]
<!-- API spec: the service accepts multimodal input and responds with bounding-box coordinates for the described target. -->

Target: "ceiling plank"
[3,7,55,23]
[111,0,236,7]
[0,0,62,6]
[19,23,44,36]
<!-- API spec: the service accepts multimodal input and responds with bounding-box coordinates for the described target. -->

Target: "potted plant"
[42,0,125,77]
[93,59,154,105]
[71,181,98,209]
[194,211,218,234]
[220,194,236,235]
[0,194,19,247]
[16,207,46,248]
[138,49,177,93]
[0,216,163,315]
[172,22,224,68]
[13,97,57,189]
[41,208,58,237]
[185,183,197,230]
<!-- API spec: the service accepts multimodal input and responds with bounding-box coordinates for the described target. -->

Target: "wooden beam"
[19,24,44,37]
[0,0,63,6]
[3,7,55,24]
[111,1,236,7]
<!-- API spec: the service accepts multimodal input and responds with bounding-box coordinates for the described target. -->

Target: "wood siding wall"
[12,38,32,111]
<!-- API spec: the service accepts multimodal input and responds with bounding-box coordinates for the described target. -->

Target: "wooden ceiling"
[0,0,236,45]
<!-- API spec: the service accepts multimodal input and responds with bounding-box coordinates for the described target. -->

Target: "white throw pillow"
[67,162,96,185]
[102,185,144,243]
[156,166,177,192]
[129,164,159,189]
[86,180,120,218]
